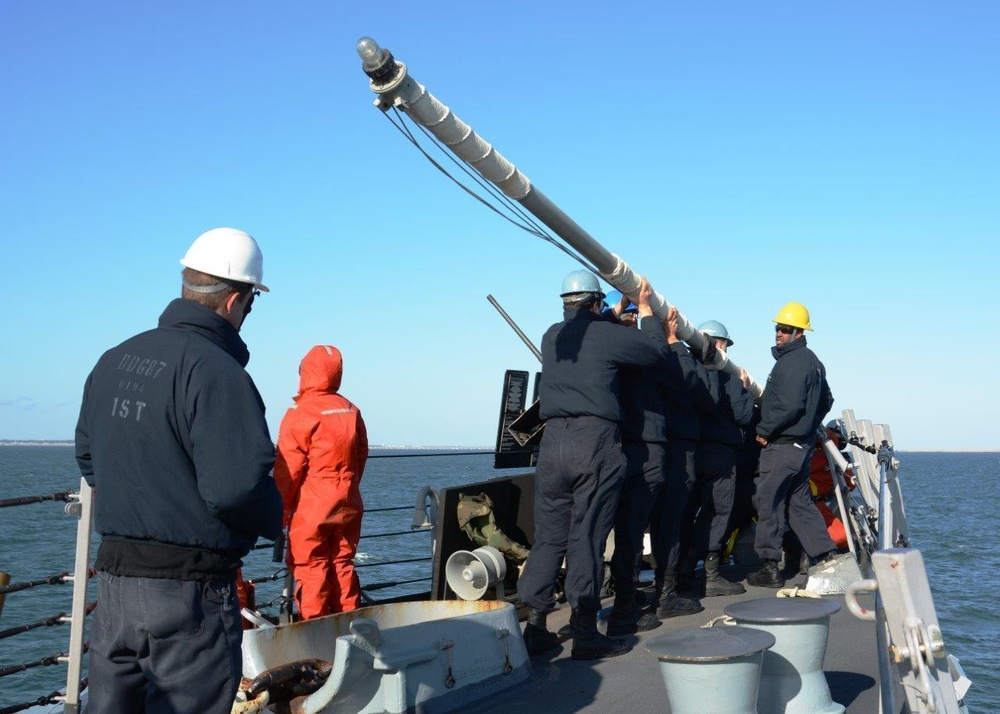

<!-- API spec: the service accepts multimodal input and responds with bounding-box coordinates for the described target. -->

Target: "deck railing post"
[61,477,94,714]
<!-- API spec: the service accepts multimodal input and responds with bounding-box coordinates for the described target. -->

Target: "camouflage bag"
[456,492,530,562]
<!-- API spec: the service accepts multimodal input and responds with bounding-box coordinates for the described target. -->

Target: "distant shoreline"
[0,440,995,453]
[0,440,493,450]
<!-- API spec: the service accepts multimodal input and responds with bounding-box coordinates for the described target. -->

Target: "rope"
[365,505,414,513]
[254,593,291,611]
[0,491,73,509]
[702,615,737,628]
[354,556,430,569]
[0,603,95,641]
[361,576,431,592]
[776,586,822,599]
[246,569,287,586]
[361,528,432,540]
[0,681,85,714]
[0,643,88,678]
[381,109,597,273]
[368,450,492,459]
[0,572,71,596]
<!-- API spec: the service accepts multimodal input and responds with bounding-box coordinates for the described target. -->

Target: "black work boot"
[605,593,661,637]
[522,609,560,655]
[677,552,700,593]
[746,559,784,588]
[703,551,746,597]
[571,609,631,660]
[655,574,704,618]
[556,610,577,638]
[639,580,662,614]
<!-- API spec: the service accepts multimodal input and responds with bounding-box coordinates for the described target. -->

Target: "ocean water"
[1,446,997,711]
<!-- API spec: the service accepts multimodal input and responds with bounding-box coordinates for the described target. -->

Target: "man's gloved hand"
[700,332,718,365]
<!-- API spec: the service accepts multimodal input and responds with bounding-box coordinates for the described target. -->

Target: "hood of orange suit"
[295,345,343,398]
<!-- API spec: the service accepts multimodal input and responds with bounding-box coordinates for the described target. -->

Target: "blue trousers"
[88,572,242,714]
[649,439,697,578]
[753,442,836,561]
[609,441,667,599]
[517,417,626,613]
[690,441,738,554]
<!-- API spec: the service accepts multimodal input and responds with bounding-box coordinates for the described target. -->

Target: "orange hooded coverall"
[275,345,369,619]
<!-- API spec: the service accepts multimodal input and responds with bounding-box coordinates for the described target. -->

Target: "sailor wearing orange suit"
[275,345,369,619]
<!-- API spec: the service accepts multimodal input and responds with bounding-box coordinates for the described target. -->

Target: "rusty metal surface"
[240,600,529,713]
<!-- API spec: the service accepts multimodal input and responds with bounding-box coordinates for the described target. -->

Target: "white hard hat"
[179,227,269,292]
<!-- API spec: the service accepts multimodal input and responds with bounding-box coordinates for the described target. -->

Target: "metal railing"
[840,411,965,714]
[0,464,447,713]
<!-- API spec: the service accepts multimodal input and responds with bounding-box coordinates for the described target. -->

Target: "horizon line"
[0,439,996,453]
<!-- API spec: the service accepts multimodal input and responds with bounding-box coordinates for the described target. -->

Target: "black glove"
[699,332,718,365]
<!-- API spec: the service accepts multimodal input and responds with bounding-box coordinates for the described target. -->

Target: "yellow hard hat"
[772,302,813,331]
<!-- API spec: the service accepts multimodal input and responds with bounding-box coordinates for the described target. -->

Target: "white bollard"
[725,597,844,714]
[646,626,775,714]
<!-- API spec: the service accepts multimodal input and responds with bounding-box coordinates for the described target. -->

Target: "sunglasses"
[245,289,261,314]
[775,325,796,335]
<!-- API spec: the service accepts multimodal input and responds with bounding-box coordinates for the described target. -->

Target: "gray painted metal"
[725,596,841,623]
[726,596,845,713]
[62,478,93,714]
[647,625,774,662]
[806,552,864,595]
[240,600,530,713]
[647,627,774,714]
[819,433,858,559]
[868,549,963,713]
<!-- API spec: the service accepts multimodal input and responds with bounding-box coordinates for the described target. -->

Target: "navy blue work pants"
[691,441,738,554]
[753,442,837,561]
[648,439,697,579]
[88,572,243,714]
[517,417,626,613]
[609,441,667,600]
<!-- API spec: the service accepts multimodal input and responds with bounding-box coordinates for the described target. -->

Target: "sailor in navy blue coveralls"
[517,272,670,660]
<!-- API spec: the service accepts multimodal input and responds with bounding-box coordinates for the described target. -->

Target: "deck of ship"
[480,565,879,713]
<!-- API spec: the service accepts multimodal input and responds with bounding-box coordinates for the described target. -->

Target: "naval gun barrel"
[357,38,762,399]
[487,294,542,363]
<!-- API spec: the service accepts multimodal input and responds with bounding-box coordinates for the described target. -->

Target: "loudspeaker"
[445,546,507,601]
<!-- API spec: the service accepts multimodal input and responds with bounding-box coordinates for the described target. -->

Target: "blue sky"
[1,2,997,450]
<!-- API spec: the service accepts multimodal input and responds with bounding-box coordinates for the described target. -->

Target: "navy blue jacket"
[620,358,674,444]
[659,342,713,442]
[696,363,755,446]
[539,308,670,422]
[75,298,283,580]
[621,340,703,443]
[757,336,834,444]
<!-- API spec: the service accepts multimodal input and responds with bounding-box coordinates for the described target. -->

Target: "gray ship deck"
[481,567,879,713]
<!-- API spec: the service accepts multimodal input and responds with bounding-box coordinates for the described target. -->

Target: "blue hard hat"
[698,319,734,346]
[560,269,605,298]
[604,290,639,312]
[604,290,638,314]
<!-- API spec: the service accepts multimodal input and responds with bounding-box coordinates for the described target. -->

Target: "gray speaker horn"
[445,546,507,600]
